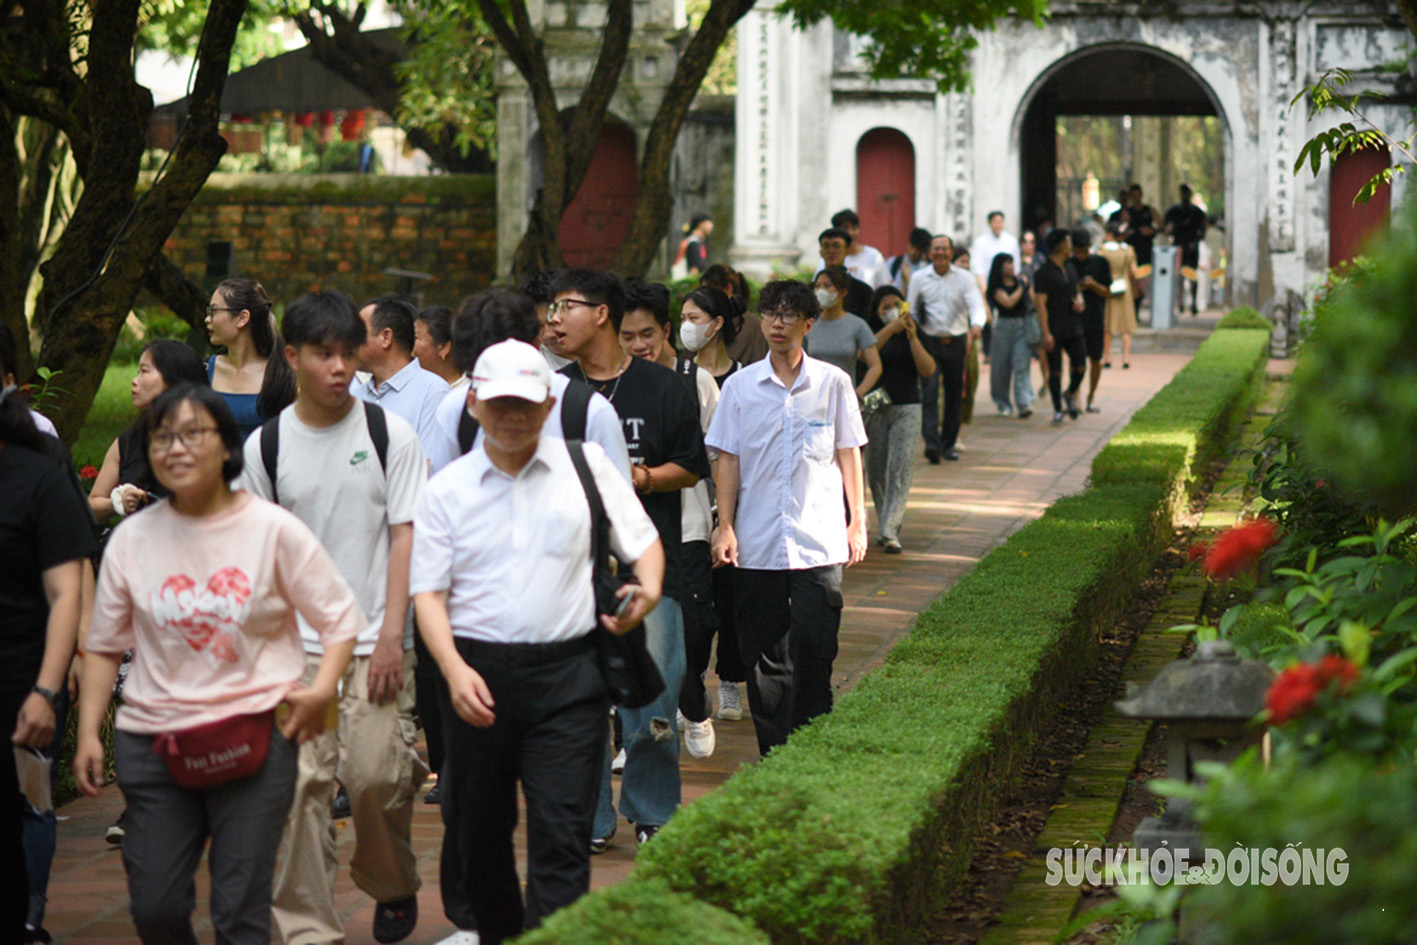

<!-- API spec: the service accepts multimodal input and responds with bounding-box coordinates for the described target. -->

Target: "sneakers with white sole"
[611,747,627,775]
[716,681,743,721]
[683,717,716,758]
[676,709,688,732]
[434,932,480,945]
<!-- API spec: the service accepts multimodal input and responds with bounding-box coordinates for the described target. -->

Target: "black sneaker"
[591,825,615,854]
[1018,408,1033,419]
[943,448,960,462]
[423,782,441,805]
[635,824,661,847]
[924,447,941,465]
[23,926,52,944]
[1064,392,1079,419]
[331,786,351,820]
[373,895,418,944]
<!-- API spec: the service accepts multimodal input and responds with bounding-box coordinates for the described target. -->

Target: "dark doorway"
[1019,47,1222,235]
[1329,144,1391,267]
[856,128,916,257]
[560,122,639,269]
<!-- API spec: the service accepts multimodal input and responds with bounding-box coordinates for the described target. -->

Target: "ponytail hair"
[216,276,294,420]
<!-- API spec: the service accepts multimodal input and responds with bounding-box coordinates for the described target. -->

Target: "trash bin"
[1150,245,1177,330]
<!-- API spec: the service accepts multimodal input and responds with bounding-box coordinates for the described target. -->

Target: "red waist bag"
[152,710,275,789]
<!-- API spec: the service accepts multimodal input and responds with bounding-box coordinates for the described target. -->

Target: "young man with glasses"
[238,291,429,945]
[548,270,711,850]
[707,280,868,756]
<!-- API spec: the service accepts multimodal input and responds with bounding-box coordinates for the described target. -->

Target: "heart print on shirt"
[150,567,253,664]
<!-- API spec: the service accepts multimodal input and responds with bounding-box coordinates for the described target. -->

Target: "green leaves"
[776,0,1048,93]
[1289,66,1413,205]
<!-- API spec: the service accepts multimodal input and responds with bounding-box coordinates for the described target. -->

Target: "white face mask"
[814,288,837,309]
[679,319,717,352]
[881,306,900,324]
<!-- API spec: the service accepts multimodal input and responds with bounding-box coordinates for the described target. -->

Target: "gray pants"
[116,727,297,945]
[864,403,922,543]
[989,316,1035,413]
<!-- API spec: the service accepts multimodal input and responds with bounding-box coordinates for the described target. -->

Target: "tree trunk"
[31,0,248,443]
[144,253,211,335]
[611,0,756,276]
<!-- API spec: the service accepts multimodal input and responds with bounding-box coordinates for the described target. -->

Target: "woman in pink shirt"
[73,384,364,945]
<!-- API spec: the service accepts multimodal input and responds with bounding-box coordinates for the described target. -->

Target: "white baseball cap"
[471,339,552,403]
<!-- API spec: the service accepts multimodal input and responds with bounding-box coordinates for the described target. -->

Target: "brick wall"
[157,173,498,307]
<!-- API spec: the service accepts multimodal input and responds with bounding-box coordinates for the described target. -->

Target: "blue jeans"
[594,597,686,836]
[989,317,1036,413]
[22,688,68,931]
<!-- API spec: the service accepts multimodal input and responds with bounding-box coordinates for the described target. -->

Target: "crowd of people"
[1,198,1173,944]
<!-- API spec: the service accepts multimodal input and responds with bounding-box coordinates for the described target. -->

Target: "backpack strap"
[259,416,281,506]
[560,377,593,442]
[361,400,390,474]
[457,407,480,455]
[673,356,700,414]
[565,438,609,574]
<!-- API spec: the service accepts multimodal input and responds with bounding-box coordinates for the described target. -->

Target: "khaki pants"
[272,650,428,945]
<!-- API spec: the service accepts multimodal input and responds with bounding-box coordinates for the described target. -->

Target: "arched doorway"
[1016,46,1228,237]
[856,129,915,256]
[560,122,638,268]
[1329,144,1391,267]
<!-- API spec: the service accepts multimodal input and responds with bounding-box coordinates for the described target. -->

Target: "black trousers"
[1047,332,1088,412]
[440,638,608,944]
[919,333,968,453]
[680,540,728,722]
[734,566,844,756]
[413,629,446,777]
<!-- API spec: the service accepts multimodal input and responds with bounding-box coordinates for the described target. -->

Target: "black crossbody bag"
[565,439,665,709]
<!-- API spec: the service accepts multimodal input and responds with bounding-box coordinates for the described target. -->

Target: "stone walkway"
[42,341,1200,945]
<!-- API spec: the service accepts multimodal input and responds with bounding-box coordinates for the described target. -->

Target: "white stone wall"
[728,0,1410,313]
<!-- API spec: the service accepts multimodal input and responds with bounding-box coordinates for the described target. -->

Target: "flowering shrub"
[1265,655,1359,724]
[79,464,98,483]
[1201,517,1279,580]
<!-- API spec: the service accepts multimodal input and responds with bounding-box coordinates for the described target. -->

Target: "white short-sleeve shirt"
[237,401,425,655]
[410,437,659,643]
[681,364,720,545]
[704,354,867,570]
[424,373,631,482]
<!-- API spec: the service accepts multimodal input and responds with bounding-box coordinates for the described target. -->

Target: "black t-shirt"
[1068,255,1112,327]
[685,237,707,273]
[1164,203,1207,246]
[0,442,99,694]
[992,278,1027,317]
[1034,259,1082,341]
[561,358,710,601]
[118,427,168,499]
[1126,206,1156,263]
[863,314,922,405]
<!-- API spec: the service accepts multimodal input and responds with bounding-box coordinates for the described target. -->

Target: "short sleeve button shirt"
[705,354,867,570]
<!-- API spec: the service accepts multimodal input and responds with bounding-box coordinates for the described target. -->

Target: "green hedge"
[1214,306,1271,331]
[517,325,1272,944]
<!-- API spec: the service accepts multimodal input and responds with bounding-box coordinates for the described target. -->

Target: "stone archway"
[1013,43,1229,239]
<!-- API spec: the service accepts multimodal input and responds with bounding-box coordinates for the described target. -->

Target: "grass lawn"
[70,362,138,469]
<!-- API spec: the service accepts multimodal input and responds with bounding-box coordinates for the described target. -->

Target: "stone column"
[729,3,804,279]
[942,92,973,241]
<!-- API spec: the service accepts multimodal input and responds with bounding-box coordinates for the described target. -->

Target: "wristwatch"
[31,685,58,708]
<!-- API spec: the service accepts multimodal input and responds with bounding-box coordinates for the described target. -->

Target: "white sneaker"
[716,681,743,721]
[676,709,689,732]
[611,748,627,775]
[683,717,716,758]
[435,931,479,945]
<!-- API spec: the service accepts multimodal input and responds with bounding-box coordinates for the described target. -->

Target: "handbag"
[1109,277,1128,296]
[862,386,893,418]
[565,439,666,709]
[152,710,274,789]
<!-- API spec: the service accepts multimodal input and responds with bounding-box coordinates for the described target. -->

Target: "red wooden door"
[1329,144,1391,267]
[560,123,638,268]
[856,129,915,257]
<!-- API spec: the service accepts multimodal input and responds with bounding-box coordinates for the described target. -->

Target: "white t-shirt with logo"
[238,402,425,655]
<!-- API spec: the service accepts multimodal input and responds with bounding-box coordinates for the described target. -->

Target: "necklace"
[587,353,630,404]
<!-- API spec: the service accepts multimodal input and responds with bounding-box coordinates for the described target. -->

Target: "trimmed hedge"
[1214,305,1272,331]
[517,326,1272,944]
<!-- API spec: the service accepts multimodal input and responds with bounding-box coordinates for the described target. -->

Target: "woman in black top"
[862,286,937,554]
[0,365,95,942]
[985,253,1037,418]
[88,340,207,523]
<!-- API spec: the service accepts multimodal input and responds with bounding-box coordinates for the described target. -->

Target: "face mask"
[881,306,900,324]
[679,319,717,352]
[814,288,836,309]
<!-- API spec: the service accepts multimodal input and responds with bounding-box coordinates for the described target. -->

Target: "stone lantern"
[1114,640,1274,854]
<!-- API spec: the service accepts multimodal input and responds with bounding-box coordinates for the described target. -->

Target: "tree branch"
[143,253,209,333]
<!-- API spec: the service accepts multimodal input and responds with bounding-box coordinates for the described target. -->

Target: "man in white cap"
[411,339,664,945]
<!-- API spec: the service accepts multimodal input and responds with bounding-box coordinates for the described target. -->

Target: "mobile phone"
[615,586,639,618]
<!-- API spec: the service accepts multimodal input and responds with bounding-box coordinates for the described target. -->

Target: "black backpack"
[260,401,389,506]
[673,355,700,414]
[456,377,594,455]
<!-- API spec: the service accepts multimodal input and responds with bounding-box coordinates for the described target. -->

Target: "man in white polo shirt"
[707,279,868,756]
[411,340,664,945]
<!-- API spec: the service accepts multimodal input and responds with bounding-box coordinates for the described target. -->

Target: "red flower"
[1188,542,1209,561]
[1203,518,1279,580]
[1266,663,1323,724]
[1315,654,1359,689]
[79,464,99,480]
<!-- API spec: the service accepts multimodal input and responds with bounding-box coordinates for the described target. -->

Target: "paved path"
[43,343,1199,945]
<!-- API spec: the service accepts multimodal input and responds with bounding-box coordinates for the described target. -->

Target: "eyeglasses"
[547,298,597,318]
[151,426,219,452]
[760,309,805,325]
[205,305,237,319]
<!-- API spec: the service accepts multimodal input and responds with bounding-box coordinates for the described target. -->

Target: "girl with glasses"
[204,278,296,437]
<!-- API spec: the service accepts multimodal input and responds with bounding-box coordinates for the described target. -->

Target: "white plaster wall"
[822,101,938,251]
